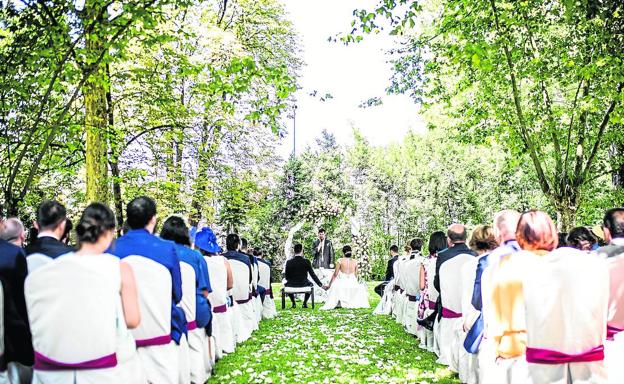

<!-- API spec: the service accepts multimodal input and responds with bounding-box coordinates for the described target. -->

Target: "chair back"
[123,256,172,341]
[27,253,53,274]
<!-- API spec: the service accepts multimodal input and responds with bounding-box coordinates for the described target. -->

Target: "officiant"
[312,228,334,269]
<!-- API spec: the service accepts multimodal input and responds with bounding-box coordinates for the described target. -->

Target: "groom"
[284,243,327,308]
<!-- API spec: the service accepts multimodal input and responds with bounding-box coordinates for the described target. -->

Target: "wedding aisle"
[210,283,459,383]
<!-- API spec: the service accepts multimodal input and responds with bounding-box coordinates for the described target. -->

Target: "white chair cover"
[419,257,438,351]
[26,253,53,274]
[373,278,395,315]
[26,254,122,383]
[123,255,178,384]
[603,249,624,383]
[251,263,263,324]
[454,257,479,384]
[402,258,422,335]
[179,261,204,384]
[203,256,235,358]
[258,261,276,319]
[392,257,407,322]
[523,247,609,384]
[229,259,257,343]
[437,253,473,367]
[177,335,190,384]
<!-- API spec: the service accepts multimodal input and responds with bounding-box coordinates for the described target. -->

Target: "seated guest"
[108,196,183,384]
[25,203,143,383]
[567,226,597,251]
[374,245,399,297]
[241,238,262,324]
[255,249,277,319]
[0,220,33,383]
[223,234,257,342]
[598,207,624,382]
[161,216,212,384]
[436,224,476,367]
[195,228,235,360]
[25,200,74,258]
[417,231,446,351]
[0,217,26,247]
[469,210,521,384]
[521,210,609,383]
[284,243,325,308]
[455,225,497,384]
[401,240,423,334]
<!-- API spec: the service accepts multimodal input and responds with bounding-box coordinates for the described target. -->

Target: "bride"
[321,245,370,310]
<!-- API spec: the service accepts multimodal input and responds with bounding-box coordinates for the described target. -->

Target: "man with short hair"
[0,218,26,247]
[108,196,183,384]
[284,243,326,308]
[25,200,73,258]
[374,245,400,297]
[433,224,477,295]
[599,207,624,382]
[312,228,334,269]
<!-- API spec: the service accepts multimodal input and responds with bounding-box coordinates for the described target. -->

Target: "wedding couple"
[284,240,369,310]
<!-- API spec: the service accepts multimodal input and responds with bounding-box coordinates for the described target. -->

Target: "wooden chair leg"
[311,288,315,309]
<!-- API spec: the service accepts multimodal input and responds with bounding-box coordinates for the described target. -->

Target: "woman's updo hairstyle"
[76,203,116,244]
[342,245,352,258]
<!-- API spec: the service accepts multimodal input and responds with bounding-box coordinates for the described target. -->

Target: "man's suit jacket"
[312,238,334,269]
[384,256,398,281]
[0,240,34,367]
[25,236,74,258]
[433,243,476,294]
[285,255,323,287]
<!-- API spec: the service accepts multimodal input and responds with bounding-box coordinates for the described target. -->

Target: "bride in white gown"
[321,245,370,310]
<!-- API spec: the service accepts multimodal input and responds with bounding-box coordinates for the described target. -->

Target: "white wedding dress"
[321,263,370,310]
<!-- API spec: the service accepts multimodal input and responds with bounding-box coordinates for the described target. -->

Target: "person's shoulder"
[0,239,24,257]
[598,244,624,258]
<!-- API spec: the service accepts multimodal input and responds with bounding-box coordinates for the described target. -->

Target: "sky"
[278,0,426,158]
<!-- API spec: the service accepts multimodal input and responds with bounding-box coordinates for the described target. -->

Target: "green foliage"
[344,0,624,229]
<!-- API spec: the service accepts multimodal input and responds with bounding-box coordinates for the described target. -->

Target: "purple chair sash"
[393,285,401,292]
[135,334,172,348]
[607,324,623,341]
[526,345,604,364]
[213,304,228,313]
[236,293,253,305]
[407,294,419,302]
[34,351,117,371]
[187,320,197,331]
[427,300,436,310]
[265,288,273,299]
[442,307,462,318]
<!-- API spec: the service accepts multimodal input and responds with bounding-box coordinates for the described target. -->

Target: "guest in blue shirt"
[108,196,185,344]
[160,216,212,329]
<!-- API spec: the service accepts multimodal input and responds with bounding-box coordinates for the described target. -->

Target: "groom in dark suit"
[284,243,326,308]
[312,228,334,269]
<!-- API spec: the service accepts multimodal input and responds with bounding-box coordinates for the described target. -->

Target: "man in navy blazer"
[433,224,476,302]
[25,200,74,258]
[0,224,34,377]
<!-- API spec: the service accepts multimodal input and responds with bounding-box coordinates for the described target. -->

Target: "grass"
[209,282,459,384]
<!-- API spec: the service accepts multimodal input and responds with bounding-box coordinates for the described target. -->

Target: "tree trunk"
[554,195,578,232]
[83,3,109,204]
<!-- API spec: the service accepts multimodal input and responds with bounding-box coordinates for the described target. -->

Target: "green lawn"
[209,282,459,383]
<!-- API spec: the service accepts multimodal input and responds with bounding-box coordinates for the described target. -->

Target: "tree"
[346,0,624,229]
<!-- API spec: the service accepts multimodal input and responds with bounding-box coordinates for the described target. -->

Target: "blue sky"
[278,0,426,158]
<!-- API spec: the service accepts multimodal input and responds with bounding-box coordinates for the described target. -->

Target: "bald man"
[0,217,26,247]
[433,223,477,298]
[464,210,521,354]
